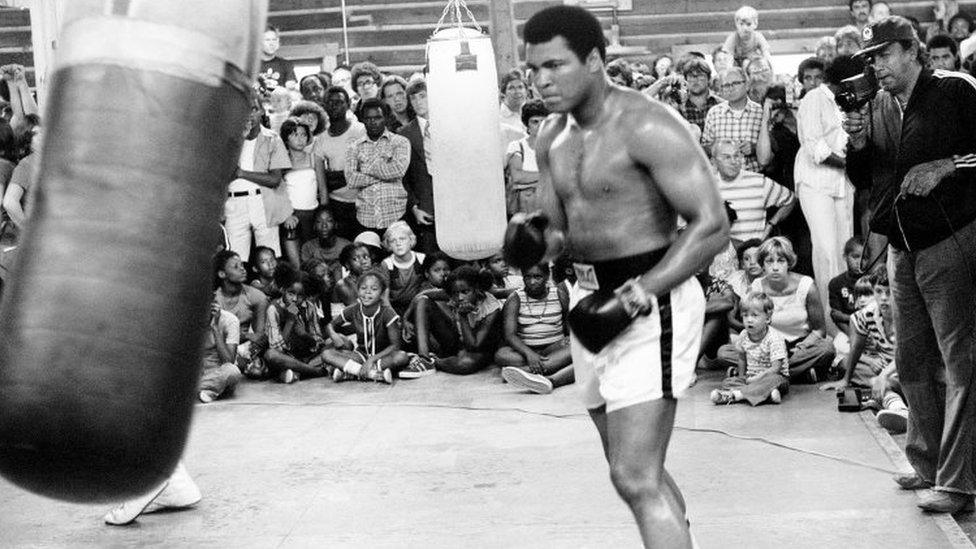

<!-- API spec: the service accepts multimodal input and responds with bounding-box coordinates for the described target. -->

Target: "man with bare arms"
[504,6,729,547]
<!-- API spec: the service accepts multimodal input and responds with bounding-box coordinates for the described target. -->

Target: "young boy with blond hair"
[721,6,773,67]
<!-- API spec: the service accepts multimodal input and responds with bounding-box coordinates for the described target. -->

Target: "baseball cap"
[856,16,919,58]
[354,230,382,249]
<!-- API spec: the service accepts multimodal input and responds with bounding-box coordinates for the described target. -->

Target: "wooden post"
[23,0,64,108]
[487,0,519,74]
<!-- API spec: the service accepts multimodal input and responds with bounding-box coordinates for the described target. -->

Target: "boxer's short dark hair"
[524,5,607,62]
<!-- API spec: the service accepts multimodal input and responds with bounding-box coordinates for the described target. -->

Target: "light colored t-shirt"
[736,326,788,378]
[317,121,366,203]
[850,301,895,365]
[506,137,538,173]
[201,310,240,364]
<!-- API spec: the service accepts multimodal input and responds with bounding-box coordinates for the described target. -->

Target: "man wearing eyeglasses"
[701,66,765,171]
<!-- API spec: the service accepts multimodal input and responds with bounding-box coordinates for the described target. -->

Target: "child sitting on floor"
[484,250,523,290]
[496,263,574,395]
[820,265,908,434]
[249,246,281,299]
[711,291,789,406]
[828,237,865,337]
[334,242,375,306]
[401,252,453,347]
[381,221,427,317]
[414,266,503,376]
[322,270,409,384]
[264,264,330,383]
[198,295,243,403]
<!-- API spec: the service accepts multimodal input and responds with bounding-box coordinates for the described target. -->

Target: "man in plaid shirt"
[701,66,764,171]
[678,57,723,132]
[345,98,411,232]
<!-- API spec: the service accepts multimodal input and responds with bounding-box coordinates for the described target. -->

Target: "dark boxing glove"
[569,278,653,353]
[503,212,549,271]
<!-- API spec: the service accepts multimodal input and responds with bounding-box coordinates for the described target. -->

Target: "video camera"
[834,66,879,112]
[836,387,873,412]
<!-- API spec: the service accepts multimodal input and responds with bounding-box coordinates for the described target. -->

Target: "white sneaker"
[103,481,169,525]
[143,462,201,513]
[501,367,553,395]
[877,408,908,435]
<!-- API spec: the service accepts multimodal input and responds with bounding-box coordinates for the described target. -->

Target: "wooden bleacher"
[2,1,976,81]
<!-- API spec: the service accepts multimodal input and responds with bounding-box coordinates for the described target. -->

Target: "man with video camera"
[843,16,976,514]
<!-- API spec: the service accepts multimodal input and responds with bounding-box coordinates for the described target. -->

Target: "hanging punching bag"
[426,27,507,261]
[0,0,265,503]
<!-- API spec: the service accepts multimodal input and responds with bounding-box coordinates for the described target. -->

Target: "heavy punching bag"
[0,0,266,503]
[426,24,507,261]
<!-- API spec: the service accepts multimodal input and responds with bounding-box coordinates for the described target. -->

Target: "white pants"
[223,194,280,262]
[797,182,854,327]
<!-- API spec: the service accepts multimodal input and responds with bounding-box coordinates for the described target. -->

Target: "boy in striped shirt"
[821,265,908,433]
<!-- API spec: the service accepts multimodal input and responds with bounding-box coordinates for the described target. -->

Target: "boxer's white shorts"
[570,276,705,413]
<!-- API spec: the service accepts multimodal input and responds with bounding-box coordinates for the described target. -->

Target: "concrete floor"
[0,369,969,548]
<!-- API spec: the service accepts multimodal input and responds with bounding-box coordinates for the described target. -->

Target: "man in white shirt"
[795,55,860,323]
[316,86,367,240]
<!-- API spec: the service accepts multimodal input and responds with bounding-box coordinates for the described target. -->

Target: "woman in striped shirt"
[496,263,574,395]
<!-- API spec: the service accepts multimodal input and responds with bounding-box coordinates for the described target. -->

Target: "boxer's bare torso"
[538,88,678,261]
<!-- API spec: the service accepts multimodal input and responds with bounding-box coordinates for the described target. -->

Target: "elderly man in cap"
[843,15,976,514]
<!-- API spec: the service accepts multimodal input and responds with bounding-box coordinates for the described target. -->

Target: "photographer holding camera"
[843,16,976,514]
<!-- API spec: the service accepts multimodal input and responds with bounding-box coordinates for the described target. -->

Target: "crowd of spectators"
[1,3,974,435]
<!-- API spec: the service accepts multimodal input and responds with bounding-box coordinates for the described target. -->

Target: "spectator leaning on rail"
[843,15,976,514]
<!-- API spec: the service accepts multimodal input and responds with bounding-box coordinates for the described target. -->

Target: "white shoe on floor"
[501,367,553,394]
[102,462,201,525]
[144,462,201,513]
[103,481,169,526]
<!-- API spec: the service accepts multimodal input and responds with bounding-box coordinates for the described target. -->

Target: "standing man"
[677,57,723,134]
[316,86,367,240]
[510,6,728,547]
[926,35,960,71]
[258,25,296,91]
[345,98,411,236]
[844,16,976,513]
[381,75,412,132]
[397,94,437,253]
[702,66,765,172]
[849,0,873,32]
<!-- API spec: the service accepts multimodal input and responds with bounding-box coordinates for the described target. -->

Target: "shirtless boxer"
[507,6,729,547]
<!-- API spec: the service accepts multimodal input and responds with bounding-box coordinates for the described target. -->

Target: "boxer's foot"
[103,482,168,525]
[143,463,201,514]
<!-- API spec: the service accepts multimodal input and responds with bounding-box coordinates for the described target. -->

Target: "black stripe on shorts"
[658,293,674,399]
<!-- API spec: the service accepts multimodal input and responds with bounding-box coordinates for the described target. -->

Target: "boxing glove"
[503,212,549,270]
[568,278,653,353]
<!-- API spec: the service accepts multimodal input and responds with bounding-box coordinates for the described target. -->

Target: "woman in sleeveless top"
[711,237,835,382]
[495,264,574,394]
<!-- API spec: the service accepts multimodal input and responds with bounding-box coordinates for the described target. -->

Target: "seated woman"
[322,270,409,383]
[214,250,269,378]
[495,263,573,395]
[711,237,834,382]
[414,266,502,376]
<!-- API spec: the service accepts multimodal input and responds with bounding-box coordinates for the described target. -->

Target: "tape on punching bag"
[427,28,507,261]
[0,0,265,503]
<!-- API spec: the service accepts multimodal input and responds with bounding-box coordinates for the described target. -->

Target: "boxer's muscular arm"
[629,104,730,297]
[535,117,567,259]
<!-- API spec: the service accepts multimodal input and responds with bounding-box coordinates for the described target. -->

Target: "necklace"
[524,290,550,321]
